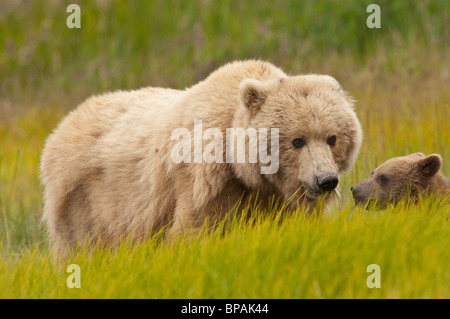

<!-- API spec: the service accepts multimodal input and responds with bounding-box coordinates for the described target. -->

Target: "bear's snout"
[351,184,364,205]
[351,185,359,198]
[316,173,339,191]
[351,182,372,205]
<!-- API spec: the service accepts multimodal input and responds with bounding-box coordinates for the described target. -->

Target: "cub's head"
[351,153,443,207]
[236,74,362,207]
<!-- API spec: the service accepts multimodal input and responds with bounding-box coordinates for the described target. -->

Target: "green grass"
[0,201,448,298]
[0,0,449,298]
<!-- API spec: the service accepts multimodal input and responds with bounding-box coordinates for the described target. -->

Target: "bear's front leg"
[166,188,203,241]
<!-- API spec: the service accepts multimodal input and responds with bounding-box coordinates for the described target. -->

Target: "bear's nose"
[351,186,360,198]
[351,186,360,193]
[316,173,339,191]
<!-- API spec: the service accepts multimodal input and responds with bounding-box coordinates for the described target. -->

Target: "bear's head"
[233,74,362,208]
[351,153,443,207]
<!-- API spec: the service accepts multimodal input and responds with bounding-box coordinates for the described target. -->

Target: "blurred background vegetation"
[1,0,449,101]
[0,0,449,253]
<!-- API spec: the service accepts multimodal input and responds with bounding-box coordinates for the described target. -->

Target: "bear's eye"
[292,138,306,149]
[378,174,389,184]
[327,135,337,146]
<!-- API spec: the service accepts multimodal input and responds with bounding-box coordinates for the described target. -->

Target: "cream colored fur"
[40,60,362,255]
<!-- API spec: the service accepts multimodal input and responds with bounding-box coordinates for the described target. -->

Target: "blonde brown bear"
[41,60,362,255]
[351,153,450,207]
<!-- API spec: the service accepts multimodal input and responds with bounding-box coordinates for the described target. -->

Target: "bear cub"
[352,153,450,207]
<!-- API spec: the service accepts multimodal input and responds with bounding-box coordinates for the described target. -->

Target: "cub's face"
[238,75,362,207]
[351,153,443,207]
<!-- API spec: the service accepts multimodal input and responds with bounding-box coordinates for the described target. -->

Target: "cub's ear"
[411,152,426,157]
[239,79,268,111]
[418,154,442,177]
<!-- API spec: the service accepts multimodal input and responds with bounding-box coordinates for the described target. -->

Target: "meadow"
[0,0,449,298]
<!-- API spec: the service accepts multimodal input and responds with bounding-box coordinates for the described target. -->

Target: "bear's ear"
[239,79,268,111]
[321,75,342,91]
[411,152,426,157]
[418,154,442,177]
